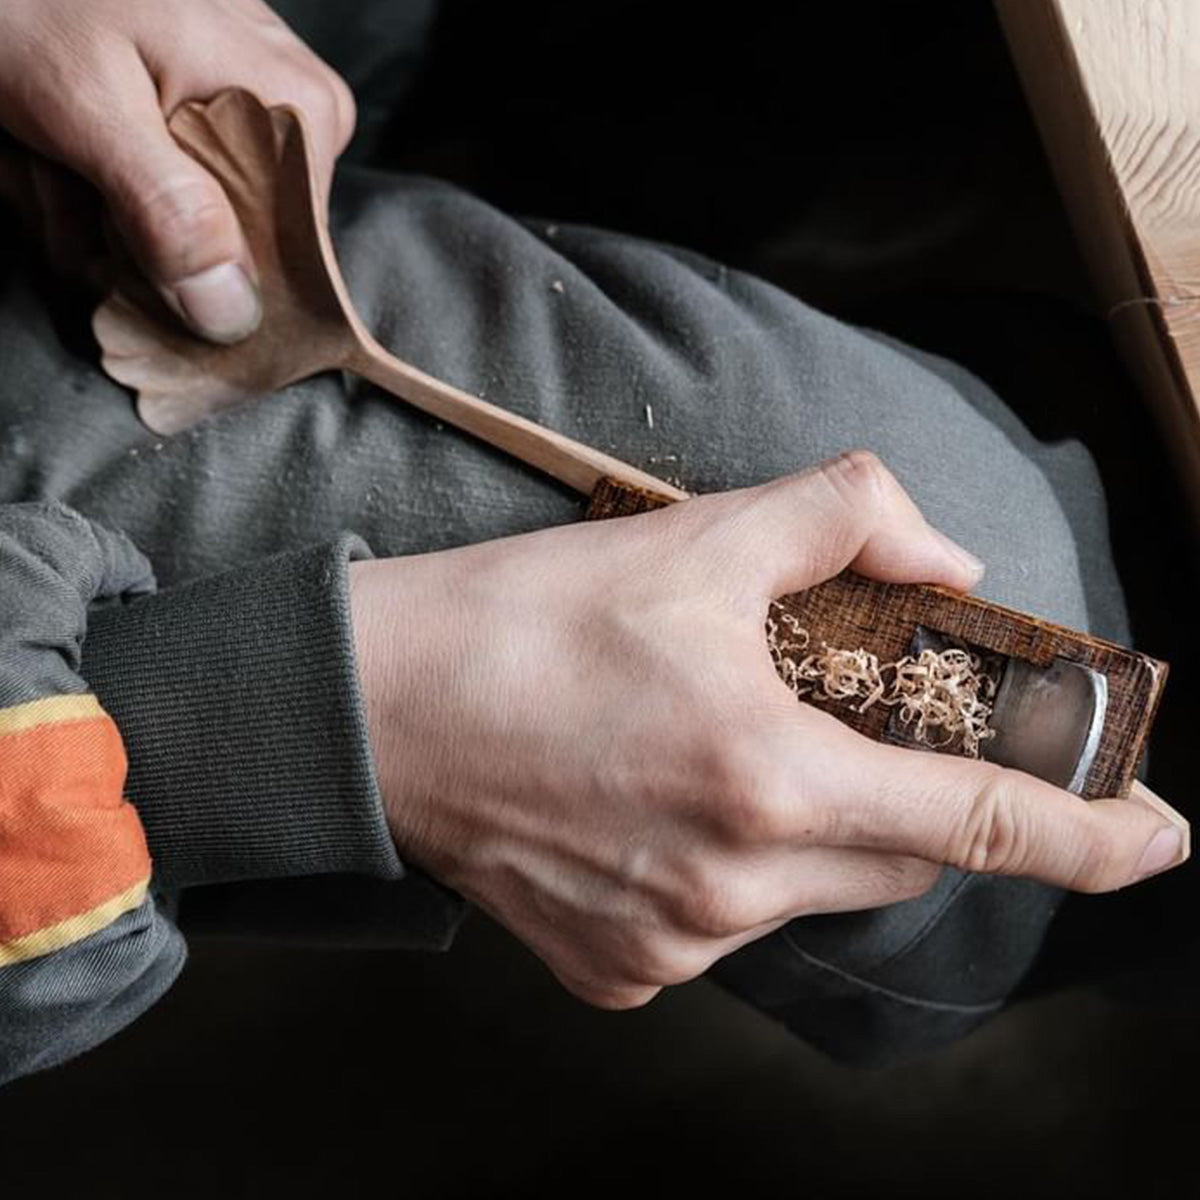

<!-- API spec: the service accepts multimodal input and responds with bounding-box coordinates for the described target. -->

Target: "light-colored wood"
[93,89,687,504]
[995,0,1200,520]
[345,340,682,499]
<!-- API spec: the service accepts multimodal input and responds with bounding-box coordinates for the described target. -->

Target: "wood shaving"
[888,647,996,756]
[766,603,997,757]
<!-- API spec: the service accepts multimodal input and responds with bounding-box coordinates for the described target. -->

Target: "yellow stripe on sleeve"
[0,879,150,968]
[0,694,106,738]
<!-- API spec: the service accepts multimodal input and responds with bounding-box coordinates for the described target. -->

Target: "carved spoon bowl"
[92,89,683,501]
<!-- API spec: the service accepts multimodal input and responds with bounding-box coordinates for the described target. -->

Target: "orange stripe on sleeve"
[0,881,148,968]
[0,699,151,958]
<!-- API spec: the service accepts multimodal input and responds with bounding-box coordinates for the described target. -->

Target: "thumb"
[0,143,37,231]
[78,76,261,345]
[813,722,1190,892]
[711,451,985,599]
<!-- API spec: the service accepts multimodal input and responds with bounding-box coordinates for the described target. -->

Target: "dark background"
[3,2,1198,1194]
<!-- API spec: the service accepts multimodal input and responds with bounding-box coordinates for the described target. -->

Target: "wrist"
[82,536,404,888]
[348,556,443,868]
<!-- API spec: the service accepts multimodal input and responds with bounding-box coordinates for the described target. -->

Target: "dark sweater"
[0,168,1127,1076]
[0,502,464,1084]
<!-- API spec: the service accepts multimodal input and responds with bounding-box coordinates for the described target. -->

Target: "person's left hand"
[0,0,356,344]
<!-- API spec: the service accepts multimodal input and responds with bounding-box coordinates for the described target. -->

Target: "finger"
[667,846,943,943]
[161,62,355,210]
[694,451,985,602]
[148,21,356,209]
[63,48,261,344]
[551,968,662,1012]
[257,56,356,207]
[750,847,943,922]
[1130,779,1191,848]
[798,713,1189,892]
[560,849,941,998]
[0,147,39,232]
[29,156,105,283]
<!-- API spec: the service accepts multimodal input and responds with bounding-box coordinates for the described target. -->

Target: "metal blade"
[982,657,1107,793]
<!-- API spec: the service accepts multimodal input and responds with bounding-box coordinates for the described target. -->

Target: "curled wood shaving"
[888,647,997,756]
[766,603,996,757]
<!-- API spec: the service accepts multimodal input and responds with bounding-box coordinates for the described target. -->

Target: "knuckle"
[705,736,786,847]
[954,770,1033,875]
[326,71,358,142]
[885,857,941,902]
[840,447,887,479]
[306,76,338,124]
[294,71,353,144]
[618,934,667,984]
[270,34,356,143]
[676,867,758,939]
[816,451,902,530]
[568,975,660,1011]
[818,449,893,512]
[1063,828,1124,894]
[605,986,659,1011]
[128,178,235,278]
[625,942,697,988]
[762,450,903,578]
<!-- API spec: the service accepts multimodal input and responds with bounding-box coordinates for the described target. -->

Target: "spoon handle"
[347,337,688,502]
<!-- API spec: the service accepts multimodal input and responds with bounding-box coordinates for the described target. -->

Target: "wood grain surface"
[995,0,1200,520]
[588,478,1167,800]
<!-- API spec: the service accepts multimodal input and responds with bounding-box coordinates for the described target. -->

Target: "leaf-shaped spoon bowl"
[93,89,684,501]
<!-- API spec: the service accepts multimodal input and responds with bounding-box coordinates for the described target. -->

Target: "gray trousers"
[0,1,1129,1065]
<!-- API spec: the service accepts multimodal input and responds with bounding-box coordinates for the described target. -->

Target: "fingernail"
[1129,780,1187,831]
[931,528,985,581]
[1135,826,1185,881]
[171,263,261,344]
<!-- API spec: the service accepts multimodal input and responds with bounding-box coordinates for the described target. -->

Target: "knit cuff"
[79,536,403,890]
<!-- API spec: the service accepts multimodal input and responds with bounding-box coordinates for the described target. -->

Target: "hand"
[0,0,355,343]
[349,452,1189,1010]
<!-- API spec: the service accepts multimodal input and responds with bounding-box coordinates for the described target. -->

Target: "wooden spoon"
[93,88,686,502]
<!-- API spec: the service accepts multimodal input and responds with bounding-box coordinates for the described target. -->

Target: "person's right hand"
[349,452,1189,1010]
[0,0,355,344]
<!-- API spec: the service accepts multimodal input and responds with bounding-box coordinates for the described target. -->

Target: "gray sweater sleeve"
[1,503,459,1085]
[79,535,407,890]
[0,502,185,1085]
